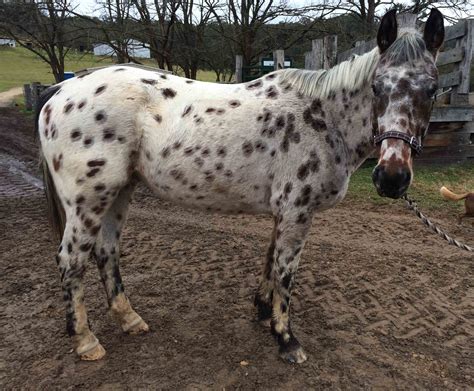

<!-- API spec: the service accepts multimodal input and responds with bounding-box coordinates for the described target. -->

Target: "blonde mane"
[279,30,427,99]
[279,48,380,99]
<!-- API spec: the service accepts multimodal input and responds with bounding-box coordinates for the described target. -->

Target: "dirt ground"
[1,107,473,390]
[0,87,23,107]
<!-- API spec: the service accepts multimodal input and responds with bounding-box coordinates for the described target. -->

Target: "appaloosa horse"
[37,9,444,363]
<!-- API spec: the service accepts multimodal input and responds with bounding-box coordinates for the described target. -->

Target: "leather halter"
[373,131,423,155]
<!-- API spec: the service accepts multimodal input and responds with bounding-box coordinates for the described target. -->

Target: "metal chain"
[402,194,473,253]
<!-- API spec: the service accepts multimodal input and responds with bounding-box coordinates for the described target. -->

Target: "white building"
[93,40,150,59]
[0,37,16,47]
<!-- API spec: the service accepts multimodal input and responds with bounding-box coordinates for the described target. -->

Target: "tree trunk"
[190,65,198,80]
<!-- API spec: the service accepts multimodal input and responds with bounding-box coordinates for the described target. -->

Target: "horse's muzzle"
[372,165,411,199]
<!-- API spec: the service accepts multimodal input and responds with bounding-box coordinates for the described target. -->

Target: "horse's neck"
[325,85,375,172]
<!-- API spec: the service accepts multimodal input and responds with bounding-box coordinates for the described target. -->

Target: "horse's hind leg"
[254,218,277,326]
[57,212,106,360]
[93,180,149,334]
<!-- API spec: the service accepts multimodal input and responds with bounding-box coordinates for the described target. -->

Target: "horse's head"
[371,9,444,198]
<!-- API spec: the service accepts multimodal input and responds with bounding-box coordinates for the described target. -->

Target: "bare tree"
[94,0,142,63]
[131,0,181,70]
[0,0,76,83]
[205,0,336,66]
[320,0,472,35]
[173,0,215,79]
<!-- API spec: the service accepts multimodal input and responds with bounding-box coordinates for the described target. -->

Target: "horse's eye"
[372,84,380,96]
[427,86,437,97]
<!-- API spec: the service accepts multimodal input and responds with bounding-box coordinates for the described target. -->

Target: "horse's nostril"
[402,170,411,186]
[396,169,411,191]
[372,165,383,185]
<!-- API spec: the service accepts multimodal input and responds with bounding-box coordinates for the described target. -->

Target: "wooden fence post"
[304,52,312,70]
[310,39,323,70]
[31,82,41,110]
[456,19,473,95]
[273,49,285,70]
[323,35,337,69]
[235,55,243,83]
[23,84,32,110]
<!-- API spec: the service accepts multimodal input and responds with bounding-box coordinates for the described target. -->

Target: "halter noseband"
[372,91,442,156]
[373,131,423,155]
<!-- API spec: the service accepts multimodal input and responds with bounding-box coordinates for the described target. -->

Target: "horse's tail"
[440,186,469,202]
[36,85,66,241]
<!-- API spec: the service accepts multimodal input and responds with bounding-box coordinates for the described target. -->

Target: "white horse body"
[40,65,354,216]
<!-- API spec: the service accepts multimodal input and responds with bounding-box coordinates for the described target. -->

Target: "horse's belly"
[138,157,273,215]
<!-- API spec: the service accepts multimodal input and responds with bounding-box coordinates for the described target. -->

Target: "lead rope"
[402,194,473,252]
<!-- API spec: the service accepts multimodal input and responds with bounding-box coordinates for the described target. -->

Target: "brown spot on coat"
[95,111,107,123]
[217,146,227,157]
[154,114,162,123]
[182,106,192,117]
[162,88,176,98]
[103,128,116,141]
[83,137,94,147]
[246,80,262,89]
[141,78,157,85]
[64,102,74,114]
[86,168,100,177]
[265,86,278,99]
[53,154,63,171]
[71,129,82,141]
[95,85,107,95]
[242,141,254,156]
[184,146,194,155]
[87,159,106,167]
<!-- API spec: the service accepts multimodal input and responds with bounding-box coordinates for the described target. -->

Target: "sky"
[73,0,473,22]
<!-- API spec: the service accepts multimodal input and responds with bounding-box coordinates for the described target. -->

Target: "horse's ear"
[377,9,398,53]
[423,8,444,56]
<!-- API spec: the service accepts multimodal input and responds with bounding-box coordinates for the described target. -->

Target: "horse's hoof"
[280,346,308,364]
[124,317,149,335]
[79,343,106,361]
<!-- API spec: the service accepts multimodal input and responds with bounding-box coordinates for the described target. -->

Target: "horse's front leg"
[270,211,312,364]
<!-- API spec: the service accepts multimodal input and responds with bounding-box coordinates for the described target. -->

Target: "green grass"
[0,46,216,92]
[348,161,474,211]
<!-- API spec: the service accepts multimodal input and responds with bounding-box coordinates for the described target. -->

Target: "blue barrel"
[64,72,75,80]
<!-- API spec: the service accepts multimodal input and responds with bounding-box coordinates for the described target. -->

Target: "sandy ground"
[0,87,23,107]
[0,107,473,389]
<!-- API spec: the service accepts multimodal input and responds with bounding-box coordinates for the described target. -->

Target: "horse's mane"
[279,30,427,99]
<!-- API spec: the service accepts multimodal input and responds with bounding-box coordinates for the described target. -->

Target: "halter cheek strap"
[373,131,423,155]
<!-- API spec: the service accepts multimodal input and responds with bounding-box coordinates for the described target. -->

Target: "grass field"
[0,46,216,92]
[348,161,474,212]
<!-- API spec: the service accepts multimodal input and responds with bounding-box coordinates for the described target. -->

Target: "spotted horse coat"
[38,9,444,363]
